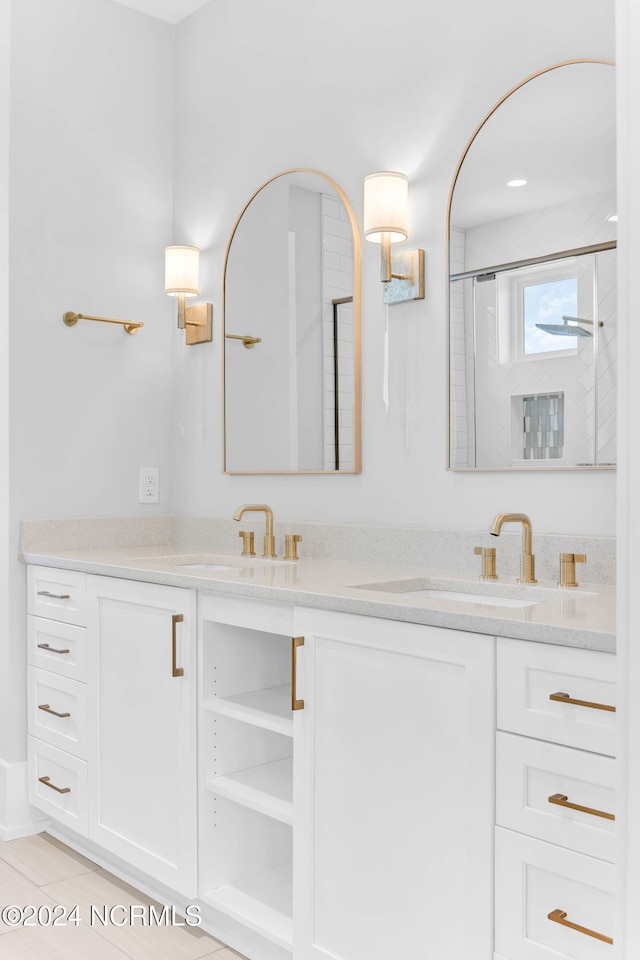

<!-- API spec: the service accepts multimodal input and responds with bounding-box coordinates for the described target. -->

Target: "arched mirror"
[223,169,361,474]
[448,61,616,470]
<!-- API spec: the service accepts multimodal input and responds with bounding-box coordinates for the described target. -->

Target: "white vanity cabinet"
[86,575,198,898]
[495,638,617,960]
[292,608,496,960]
[27,566,89,836]
[24,560,617,960]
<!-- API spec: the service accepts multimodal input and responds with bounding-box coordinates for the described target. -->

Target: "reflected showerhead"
[535,315,594,338]
[535,322,592,338]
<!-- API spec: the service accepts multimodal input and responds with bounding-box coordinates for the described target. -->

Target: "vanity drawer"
[497,638,616,756]
[27,736,88,836]
[495,827,615,960]
[27,667,87,759]
[27,565,87,626]
[27,616,86,681]
[496,732,615,862]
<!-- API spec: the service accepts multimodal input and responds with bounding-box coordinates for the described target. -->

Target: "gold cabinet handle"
[37,591,71,600]
[38,703,71,719]
[172,614,184,678]
[292,636,304,711]
[38,775,71,795]
[548,793,615,821]
[550,691,616,713]
[37,643,70,655]
[548,909,613,944]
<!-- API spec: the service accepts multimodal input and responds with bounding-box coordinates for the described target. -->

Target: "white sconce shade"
[363,172,409,244]
[164,243,211,344]
[362,170,424,297]
[164,245,200,297]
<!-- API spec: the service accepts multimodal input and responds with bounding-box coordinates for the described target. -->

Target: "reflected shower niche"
[514,393,564,462]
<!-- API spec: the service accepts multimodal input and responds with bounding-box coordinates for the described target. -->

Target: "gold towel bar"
[63,311,143,335]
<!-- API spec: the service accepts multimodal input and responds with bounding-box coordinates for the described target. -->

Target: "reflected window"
[523,277,578,355]
[496,256,586,364]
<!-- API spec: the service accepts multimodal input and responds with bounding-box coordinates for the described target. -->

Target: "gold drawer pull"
[37,643,70,655]
[37,591,71,599]
[292,637,304,711]
[38,775,71,795]
[550,691,616,712]
[548,793,615,821]
[172,614,184,678]
[548,909,613,944]
[38,703,71,719]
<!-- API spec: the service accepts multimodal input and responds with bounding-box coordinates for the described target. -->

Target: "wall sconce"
[363,171,425,303]
[164,244,213,345]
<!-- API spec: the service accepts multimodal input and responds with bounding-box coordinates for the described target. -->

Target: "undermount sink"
[126,554,294,570]
[406,588,538,608]
[351,576,591,608]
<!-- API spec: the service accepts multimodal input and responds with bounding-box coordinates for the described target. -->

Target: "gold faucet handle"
[238,530,256,557]
[474,546,498,580]
[559,552,586,588]
[284,534,302,561]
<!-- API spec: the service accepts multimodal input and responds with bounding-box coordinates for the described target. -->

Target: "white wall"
[616,1,640,953]
[0,0,11,819]
[10,0,175,524]
[171,0,616,536]
[1,0,175,821]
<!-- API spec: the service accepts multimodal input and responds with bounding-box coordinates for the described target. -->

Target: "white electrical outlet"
[139,467,159,504]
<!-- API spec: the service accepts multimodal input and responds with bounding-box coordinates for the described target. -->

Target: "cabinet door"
[87,576,197,897]
[293,608,495,960]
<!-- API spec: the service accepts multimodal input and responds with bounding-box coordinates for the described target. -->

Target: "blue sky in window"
[523,278,578,354]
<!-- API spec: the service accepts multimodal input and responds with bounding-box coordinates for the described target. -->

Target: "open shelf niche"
[200,618,294,949]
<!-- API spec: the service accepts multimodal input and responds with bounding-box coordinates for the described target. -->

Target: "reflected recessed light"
[507,179,528,187]
[606,213,618,222]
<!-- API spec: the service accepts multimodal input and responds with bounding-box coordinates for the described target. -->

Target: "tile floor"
[0,832,245,960]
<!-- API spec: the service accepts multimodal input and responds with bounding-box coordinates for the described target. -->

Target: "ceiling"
[451,62,616,229]
[111,0,210,24]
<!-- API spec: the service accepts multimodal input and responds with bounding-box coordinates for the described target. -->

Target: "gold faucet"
[559,552,587,588]
[489,512,537,583]
[233,504,276,558]
[473,545,498,580]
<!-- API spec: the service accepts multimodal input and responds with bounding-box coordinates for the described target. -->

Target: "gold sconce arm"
[63,311,143,335]
[225,333,262,349]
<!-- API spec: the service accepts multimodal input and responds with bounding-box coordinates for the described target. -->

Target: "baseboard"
[0,757,48,840]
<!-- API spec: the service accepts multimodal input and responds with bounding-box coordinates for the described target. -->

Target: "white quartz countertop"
[20,543,616,653]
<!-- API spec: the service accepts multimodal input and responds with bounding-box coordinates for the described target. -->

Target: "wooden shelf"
[203,685,293,737]
[206,757,293,824]
[203,861,292,950]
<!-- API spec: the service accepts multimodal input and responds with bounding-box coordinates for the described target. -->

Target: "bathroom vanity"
[22,544,616,960]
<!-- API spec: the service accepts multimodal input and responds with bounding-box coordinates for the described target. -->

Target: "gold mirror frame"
[222,168,362,475]
[446,59,616,472]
